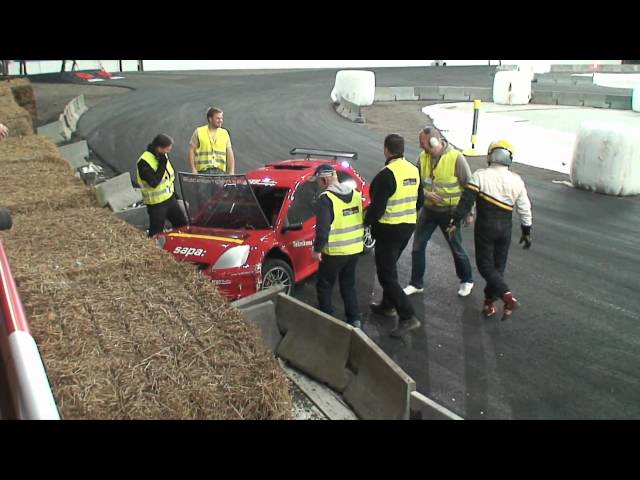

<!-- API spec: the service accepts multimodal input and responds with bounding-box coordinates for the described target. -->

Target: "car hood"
[160,226,271,265]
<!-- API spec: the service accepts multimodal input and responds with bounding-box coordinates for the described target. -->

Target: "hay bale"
[0,101,34,137]
[0,158,95,215]
[12,246,292,419]
[1,79,37,124]
[0,135,60,163]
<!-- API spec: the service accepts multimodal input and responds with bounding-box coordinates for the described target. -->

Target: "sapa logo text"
[173,246,206,257]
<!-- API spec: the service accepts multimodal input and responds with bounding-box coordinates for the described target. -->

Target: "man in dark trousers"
[365,134,424,337]
[136,134,188,237]
[311,163,364,329]
[447,139,532,320]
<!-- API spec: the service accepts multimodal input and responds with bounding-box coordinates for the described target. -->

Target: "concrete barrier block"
[59,140,89,169]
[114,205,148,230]
[533,75,556,85]
[572,75,594,85]
[231,285,286,310]
[75,94,88,113]
[556,92,584,107]
[64,102,80,131]
[440,86,469,101]
[531,91,557,105]
[107,187,143,212]
[374,87,395,102]
[275,293,353,392]
[390,87,418,101]
[342,329,415,420]
[416,86,443,101]
[464,87,492,102]
[606,95,633,110]
[58,113,72,141]
[583,94,610,109]
[95,172,134,207]
[410,391,463,420]
[240,301,282,353]
[36,120,65,144]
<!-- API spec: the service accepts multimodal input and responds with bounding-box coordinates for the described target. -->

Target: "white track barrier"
[0,240,60,420]
[571,121,640,196]
[493,71,531,105]
[330,70,375,106]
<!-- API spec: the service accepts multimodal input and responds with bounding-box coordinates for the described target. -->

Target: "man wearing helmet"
[447,140,533,320]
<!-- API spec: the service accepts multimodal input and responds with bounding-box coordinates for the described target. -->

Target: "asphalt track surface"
[73,66,640,419]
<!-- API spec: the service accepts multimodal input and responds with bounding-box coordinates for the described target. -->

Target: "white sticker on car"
[173,246,207,257]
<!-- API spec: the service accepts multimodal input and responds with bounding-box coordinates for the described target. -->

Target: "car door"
[279,179,320,281]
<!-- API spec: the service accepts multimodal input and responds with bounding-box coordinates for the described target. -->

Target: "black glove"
[519,225,532,249]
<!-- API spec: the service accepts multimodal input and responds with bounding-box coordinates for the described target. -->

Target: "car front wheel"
[261,259,294,295]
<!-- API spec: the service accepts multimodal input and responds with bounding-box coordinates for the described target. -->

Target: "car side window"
[287,181,320,225]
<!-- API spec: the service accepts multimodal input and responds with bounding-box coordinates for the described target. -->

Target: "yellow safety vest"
[136,151,175,205]
[379,158,419,225]
[419,148,463,209]
[322,190,364,256]
[195,125,230,172]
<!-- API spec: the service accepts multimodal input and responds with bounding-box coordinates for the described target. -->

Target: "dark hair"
[206,107,223,120]
[384,134,404,156]
[151,133,173,150]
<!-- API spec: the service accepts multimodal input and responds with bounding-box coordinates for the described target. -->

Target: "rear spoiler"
[289,148,358,161]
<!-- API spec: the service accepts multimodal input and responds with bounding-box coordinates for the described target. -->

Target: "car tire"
[363,225,376,255]
[261,259,295,295]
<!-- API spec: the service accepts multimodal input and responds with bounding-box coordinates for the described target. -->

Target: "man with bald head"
[403,126,475,298]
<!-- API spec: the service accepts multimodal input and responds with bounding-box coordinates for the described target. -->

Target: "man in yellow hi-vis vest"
[403,126,475,298]
[136,134,187,237]
[364,134,424,337]
[310,164,364,328]
[188,107,235,175]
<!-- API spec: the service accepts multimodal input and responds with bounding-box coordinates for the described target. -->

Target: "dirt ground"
[361,100,568,183]
[30,83,130,127]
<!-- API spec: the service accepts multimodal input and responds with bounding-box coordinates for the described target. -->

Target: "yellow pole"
[463,99,482,156]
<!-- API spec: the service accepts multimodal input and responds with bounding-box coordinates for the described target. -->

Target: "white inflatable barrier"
[330,70,375,106]
[633,82,640,113]
[492,71,531,105]
[571,121,640,196]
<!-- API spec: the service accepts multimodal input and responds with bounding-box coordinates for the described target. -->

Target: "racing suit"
[451,164,532,302]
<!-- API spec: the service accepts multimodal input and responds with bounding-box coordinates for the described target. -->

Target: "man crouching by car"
[310,164,364,329]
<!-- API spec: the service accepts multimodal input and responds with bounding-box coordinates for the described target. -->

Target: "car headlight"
[212,245,251,270]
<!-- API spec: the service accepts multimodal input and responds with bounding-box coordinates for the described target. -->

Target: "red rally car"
[155,148,375,300]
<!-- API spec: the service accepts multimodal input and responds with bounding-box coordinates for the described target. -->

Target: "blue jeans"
[409,208,473,289]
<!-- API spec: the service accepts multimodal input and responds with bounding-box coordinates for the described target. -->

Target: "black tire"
[261,258,295,295]
[363,225,376,255]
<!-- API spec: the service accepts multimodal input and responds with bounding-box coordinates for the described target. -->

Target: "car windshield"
[179,173,274,230]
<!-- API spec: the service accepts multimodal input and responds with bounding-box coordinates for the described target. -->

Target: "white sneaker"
[457,282,474,297]
[403,285,424,296]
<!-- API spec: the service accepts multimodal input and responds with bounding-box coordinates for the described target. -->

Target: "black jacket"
[137,145,168,188]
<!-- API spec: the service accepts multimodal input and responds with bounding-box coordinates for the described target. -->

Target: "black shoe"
[370,302,396,318]
[390,317,421,337]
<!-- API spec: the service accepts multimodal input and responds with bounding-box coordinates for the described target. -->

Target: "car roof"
[244,159,360,189]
